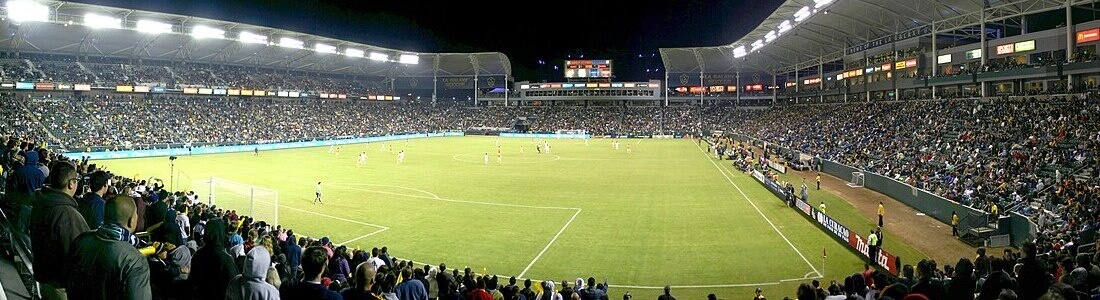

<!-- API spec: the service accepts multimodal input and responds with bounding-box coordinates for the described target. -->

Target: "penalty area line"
[516,208,581,278]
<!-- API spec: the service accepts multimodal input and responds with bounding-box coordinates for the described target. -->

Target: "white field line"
[692,142,821,277]
[330,183,582,277]
[517,208,582,278]
[612,275,824,289]
[337,227,390,246]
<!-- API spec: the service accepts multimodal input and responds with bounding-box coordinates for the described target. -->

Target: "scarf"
[97,222,137,246]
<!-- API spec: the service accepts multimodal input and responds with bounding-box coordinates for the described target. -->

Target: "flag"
[823,246,827,258]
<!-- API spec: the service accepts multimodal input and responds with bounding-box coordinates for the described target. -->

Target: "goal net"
[847,171,865,188]
[194,177,280,226]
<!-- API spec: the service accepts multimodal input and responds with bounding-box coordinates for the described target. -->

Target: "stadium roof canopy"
[0,1,511,78]
[660,0,1084,76]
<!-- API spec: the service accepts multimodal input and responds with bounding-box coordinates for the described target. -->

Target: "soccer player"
[497,149,502,163]
[546,143,551,154]
[357,152,367,167]
[313,182,323,205]
[484,152,489,165]
[380,143,386,151]
[397,150,405,164]
[584,137,589,146]
[520,146,525,156]
[254,147,259,156]
[626,143,632,154]
[614,139,620,150]
[329,145,335,154]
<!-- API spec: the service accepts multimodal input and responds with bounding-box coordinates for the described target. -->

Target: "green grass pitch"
[97,136,924,299]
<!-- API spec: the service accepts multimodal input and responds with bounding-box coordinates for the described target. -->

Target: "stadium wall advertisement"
[499,133,592,139]
[64,132,465,160]
[751,169,900,275]
[729,132,1038,247]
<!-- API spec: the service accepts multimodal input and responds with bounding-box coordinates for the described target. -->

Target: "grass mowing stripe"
[691,142,820,277]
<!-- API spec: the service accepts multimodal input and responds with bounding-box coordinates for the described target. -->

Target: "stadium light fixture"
[84,13,122,29]
[369,52,389,62]
[777,20,792,34]
[191,25,225,39]
[750,39,764,52]
[344,48,364,58]
[814,0,833,9]
[794,6,811,22]
[278,37,303,49]
[315,43,336,54]
[6,0,49,22]
[239,31,268,44]
[764,30,777,43]
[732,46,747,58]
[136,20,173,34]
[398,54,419,64]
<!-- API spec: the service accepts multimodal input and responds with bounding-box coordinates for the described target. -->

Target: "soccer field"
[97,136,909,299]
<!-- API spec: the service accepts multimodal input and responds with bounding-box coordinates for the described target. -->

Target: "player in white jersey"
[614,139,620,150]
[329,144,335,153]
[397,150,405,164]
[584,137,589,146]
[313,182,323,205]
[546,143,551,154]
[357,152,367,167]
[520,146,525,156]
[484,152,489,165]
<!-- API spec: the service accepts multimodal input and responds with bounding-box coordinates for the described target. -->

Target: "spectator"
[78,170,110,228]
[279,246,342,299]
[1015,242,1052,300]
[341,262,378,300]
[29,161,90,298]
[66,195,151,299]
[9,150,45,233]
[285,231,302,283]
[395,267,429,300]
[190,218,236,299]
[579,278,607,300]
[226,245,280,300]
[947,258,977,300]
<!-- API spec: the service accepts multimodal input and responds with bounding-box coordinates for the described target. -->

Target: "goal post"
[196,177,280,226]
[847,171,865,188]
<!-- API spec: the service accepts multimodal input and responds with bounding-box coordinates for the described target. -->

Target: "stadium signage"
[65,132,465,160]
[752,169,900,275]
[1078,28,1100,44]
[847,25,931,55]
[995,44,1015,55]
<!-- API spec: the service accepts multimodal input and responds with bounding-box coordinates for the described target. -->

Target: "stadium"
[0,0,1092,299]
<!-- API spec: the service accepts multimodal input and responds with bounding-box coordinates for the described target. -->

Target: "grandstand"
[0,0,1098,299]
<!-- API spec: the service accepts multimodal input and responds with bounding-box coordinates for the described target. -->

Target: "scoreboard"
[564,59,612,78]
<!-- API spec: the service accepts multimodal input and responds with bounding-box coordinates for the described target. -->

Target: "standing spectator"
[437,263,456,300]
[330,246,352,284]
[380,246,395,268]
[946,258,976,300]
[226,246,280,300]
[280,246,343,299]
[29,161,90,299]
[519,279,536,300]
[285,231,302,284]
[579,278,606,300]
[395,267,429,300]
[9,150,45,233]
[66,195,151,299]
[341,263,378,300]
[189,218,236,299]
[78,170,110,228]
[1016,242,1052,300]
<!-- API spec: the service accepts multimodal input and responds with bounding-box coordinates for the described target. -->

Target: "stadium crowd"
[1,86,1099,299]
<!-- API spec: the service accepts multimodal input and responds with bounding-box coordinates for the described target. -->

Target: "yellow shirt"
[952,214,959,225]
[991,204,999,215]
[878,204,885,216]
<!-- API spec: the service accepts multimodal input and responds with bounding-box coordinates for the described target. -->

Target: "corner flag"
[823,246,827,258]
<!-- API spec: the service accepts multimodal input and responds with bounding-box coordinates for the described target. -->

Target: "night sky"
[69,0,785,82]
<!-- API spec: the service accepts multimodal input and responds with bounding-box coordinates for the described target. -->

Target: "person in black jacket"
[189,218,236,299]
[67,195,151,299]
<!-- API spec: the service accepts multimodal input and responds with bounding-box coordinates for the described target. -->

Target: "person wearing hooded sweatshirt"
[285,232,303,284]
[29,161,90,298]
[226,245,280,300]
[66,195,151,300]
[8,150,45,232]
[946,258,977,300]
[190,218,237,299]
